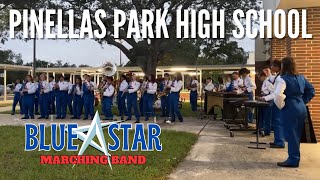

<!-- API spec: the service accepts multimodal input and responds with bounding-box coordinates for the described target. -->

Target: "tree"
[199,41,249,65]
[79,64,91,67]
[52,0,259,76]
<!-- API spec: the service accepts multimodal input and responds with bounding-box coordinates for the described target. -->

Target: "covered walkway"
[0,64,255,102]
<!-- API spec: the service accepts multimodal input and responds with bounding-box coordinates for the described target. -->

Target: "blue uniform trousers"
[39,93,49,118]
[103,96,113,119]
[127,92,140,120]
[12,92,23,114]
[83,94,94,119]
[22,93,35,118]
[117,91,128,117]
[101,97,107,117]
[67,94,73,115]
[139,96,144,116]
[281,98,306,165]
[144,93,155,120]
[169,92,183,121]
[56,91,68,118]
[259,101,273,135]
[272,103,285,147]
[190,90,198,111]
[160,95,169,116]
[34,92,39,114]
[48,91,55,114]
[247,91,254,123]
[72,94,82,118]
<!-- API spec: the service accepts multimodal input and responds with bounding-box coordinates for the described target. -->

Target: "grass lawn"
[0,102,13,107]
[0,126,198,179]
[1,102,202,117]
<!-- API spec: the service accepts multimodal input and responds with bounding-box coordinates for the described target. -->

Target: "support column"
[199,69,203,92]
[4,69,7,102]
[182,73,185,90]
[73,74,75,84]
[53,72,56,80]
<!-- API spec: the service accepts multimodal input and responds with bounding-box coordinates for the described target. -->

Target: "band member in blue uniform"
[66,77,73,115]
[99,75,108,117]
[166,72,184,123]
[48,75,56,114]
[117,74,128,120]
[256,71,274,136]
[11,79,23,115]
[274,57,315,168]
[55,75,69,119]
[139,76,148,117]
[33,76,40,115]
[126,74,141,122]
[159,73,171,117]
[226,72,244,93]
[239,68,256,124]
[71,77,83,119]
[203,77,215,113]
[261,60,286,148]
[21,75,36,119]
[144,74,157,122]
[188,76,199,112]
[82,75,96,120]
[102,76,115,120]
[38,74,50,119]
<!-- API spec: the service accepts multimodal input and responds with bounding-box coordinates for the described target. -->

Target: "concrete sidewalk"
[0,114,319,179]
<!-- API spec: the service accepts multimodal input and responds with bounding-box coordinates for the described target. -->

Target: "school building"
[256,0,320,140]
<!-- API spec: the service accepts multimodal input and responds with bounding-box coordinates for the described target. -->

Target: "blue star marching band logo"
[66,111,119,169]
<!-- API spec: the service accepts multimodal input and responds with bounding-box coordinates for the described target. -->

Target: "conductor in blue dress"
[274,57,315,168]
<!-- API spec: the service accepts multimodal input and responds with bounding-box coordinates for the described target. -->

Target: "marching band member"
[239,68,256,124]
[188,76,199,112]
[82,75,96,120]
[256,71,274,136]
[226,72,244,93]
[102,76,115,120]
[66,77,74,115]
[203,77,215,113]
[33,76,40,115]
[38,74,50,119]
[71,77,83,119]
[166,72,184,123]
[99,75,108,117]
[274,57,315,168]
[260,60,285,148]
[55,75,69,119]
[21,75,36,119]
[117,74,128,120]
[126,74,141,122]
[11,79,23,115]
[48,75,56,114]
[159,73,171,117]
[139,76,148,117]
[144,74,157,122]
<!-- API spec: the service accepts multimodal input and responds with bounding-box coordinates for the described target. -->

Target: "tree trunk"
[141,54,157,77]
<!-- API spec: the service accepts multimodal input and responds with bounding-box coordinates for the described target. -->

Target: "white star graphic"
[65,111,123,169]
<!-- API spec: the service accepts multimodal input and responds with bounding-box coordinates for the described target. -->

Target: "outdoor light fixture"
[169,67,189,72]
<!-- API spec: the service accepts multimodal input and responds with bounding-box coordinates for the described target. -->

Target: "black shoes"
[269,142,285,148]
[277,162,299,168]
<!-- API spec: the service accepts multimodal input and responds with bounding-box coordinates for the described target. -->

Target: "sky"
[1,38,255,67]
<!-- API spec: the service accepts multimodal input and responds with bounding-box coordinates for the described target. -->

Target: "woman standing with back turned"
[274,57,315,168]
